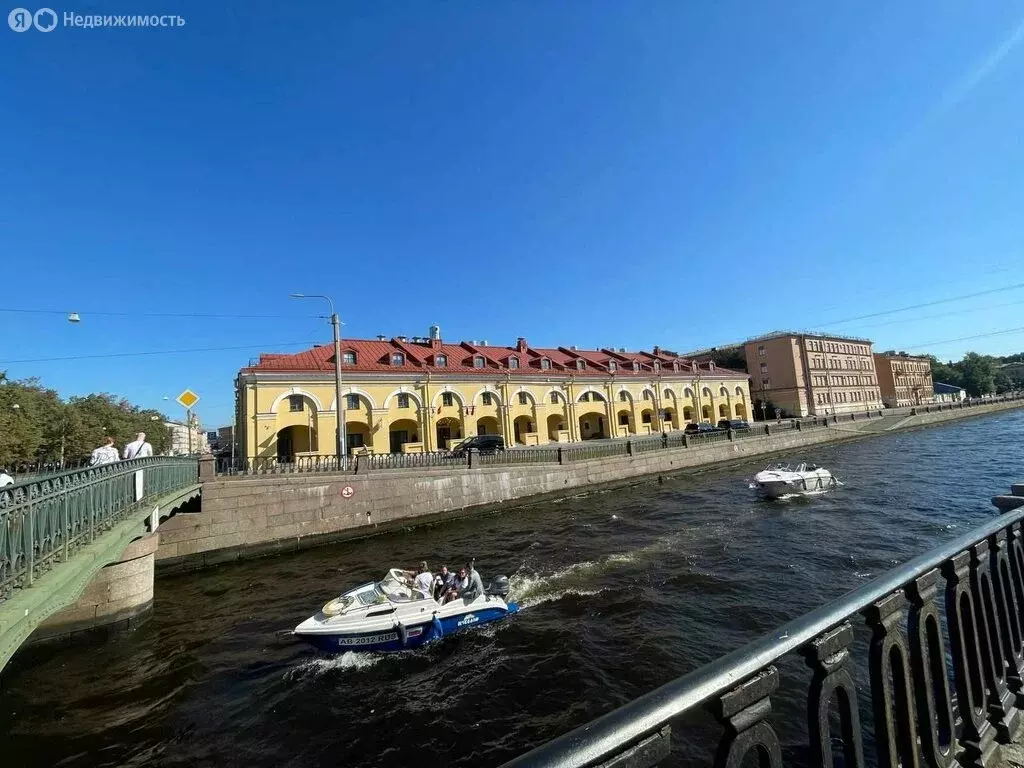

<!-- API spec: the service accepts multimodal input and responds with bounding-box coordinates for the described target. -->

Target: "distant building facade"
[934,382,967,403]
[873,353,935,407]
[743,331,883,417]
[164,418,209,456]
[235,331,753,460]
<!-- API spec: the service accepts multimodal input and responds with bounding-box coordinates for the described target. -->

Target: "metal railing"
[686,430,731,445]
[217,455,356,475]
[503,492,1024,768]
[563,441,630,462]
[0,457,199,600]
[363,451,467,470]
[479,448,561,466]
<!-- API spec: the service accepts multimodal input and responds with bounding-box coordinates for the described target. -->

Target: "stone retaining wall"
[155,399,1024,573]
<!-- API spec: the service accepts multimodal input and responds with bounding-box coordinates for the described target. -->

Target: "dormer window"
[435,354,447,367]
[341,351,356,365]
[672,362,679,371]
[508,356,519,369]
[653,362,661,373]
[576,360,586,370]
[608,361,617,372]
[540,358,551,370]
[391,352,405,366]
[632,362,640,372]
[473,356,485,369]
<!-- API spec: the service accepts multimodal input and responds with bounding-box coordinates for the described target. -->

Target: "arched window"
[619,391,629,402]
[518,392,529,405]
[482,392,493,406]
[435,354,447,367]
[720,387,728,397]
[642,411,652,424]
[473,356,485,369]
[684,387,693,397]
[391,352,404,366]
[643,390,652,400]
[580,392,591,402]
[397,393,410,408]
[702,387,712,398]
[549,392,559,404]
[735,386,743,396]
[663,389,673,399]
[341,351,356,365]
[345,394,359,410]
[442,392,454,407]
[508,357,519,369]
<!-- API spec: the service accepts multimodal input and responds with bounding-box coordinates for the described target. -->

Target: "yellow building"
[235,331,753,460]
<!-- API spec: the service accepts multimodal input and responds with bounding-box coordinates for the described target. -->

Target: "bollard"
[626,440,633,456]
[199,455,216,480]
[557,447,565,465]
[796,421,802,431]
[683,434,691,448]
[765,425,771,436]
[468,447,479,469]
[727,429,735,442]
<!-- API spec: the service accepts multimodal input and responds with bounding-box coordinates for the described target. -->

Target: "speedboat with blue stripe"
[294,568,518,653]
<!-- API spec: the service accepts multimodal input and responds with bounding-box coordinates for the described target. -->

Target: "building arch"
[616,386,634,404]
[702,387,712,399]
[512,387,538,407]
[329,387,378,411]
[382,387,424,410]
[270,387,324,414]
[641,387,657,402]
[546,387,568,405]
[471,386,504,406]
[719,386,729,398]
[576,386,606,402]
[735,386,744,397]
[430,387,467,408]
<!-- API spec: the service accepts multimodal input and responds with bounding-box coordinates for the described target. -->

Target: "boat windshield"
[765,462,790,471]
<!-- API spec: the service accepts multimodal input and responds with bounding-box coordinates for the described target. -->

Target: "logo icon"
[33,7,55,31]
[8,7,31,31]
[457,613,479,627]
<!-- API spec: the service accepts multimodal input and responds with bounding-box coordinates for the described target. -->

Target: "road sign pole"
[187,407,193,455]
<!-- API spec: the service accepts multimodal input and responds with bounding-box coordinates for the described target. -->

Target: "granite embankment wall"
[156,399,1024,572]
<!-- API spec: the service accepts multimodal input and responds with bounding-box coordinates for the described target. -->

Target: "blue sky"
[2,1,1024,427]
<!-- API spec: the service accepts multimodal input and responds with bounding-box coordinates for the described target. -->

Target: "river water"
[2,411,1022,767]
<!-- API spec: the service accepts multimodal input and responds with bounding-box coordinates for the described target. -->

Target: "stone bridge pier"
[31,532,161,643]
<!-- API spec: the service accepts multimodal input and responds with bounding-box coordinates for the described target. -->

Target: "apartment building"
[743,331,883,417]
[874,353,935,407]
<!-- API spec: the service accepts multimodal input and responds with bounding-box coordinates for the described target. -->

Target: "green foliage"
[0,373,170,467]
[706,346,747,372]
[928,351,1024,396]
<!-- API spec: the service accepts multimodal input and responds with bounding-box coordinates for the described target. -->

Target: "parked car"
[684,423,723,434]
[718,419,751,431]
[451,435,505,456]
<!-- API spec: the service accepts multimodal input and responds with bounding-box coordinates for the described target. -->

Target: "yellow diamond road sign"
[176,389,200,409]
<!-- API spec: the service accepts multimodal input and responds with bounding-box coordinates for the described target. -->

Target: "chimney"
[653,346,661,356]
[376,334,386,341]
[429,325,442,348]
[516,337,527,352]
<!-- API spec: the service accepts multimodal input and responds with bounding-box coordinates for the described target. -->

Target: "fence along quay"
[501,482,1024,768]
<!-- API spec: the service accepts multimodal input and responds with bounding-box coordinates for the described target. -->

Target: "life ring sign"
[341,485,355,499]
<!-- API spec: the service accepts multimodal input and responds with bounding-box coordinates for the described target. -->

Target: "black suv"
[684,422,723,434]
[451,435,505,456]
[717,419,751,431]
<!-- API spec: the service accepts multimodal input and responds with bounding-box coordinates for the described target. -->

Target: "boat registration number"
[338,632,398,647]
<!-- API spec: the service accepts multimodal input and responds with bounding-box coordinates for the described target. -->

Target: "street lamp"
[290,293,346,460]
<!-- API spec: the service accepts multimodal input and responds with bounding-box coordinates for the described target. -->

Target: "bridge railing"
[0,457,198,601]
[502,495,1024,768]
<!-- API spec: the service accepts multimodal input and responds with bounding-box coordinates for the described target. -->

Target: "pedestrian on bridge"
[124,433,153,460]
[90,436,120,466]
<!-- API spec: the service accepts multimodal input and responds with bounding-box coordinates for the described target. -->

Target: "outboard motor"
[486,575,510,599]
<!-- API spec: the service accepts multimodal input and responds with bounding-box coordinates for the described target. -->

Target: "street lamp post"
[290,294,346,461]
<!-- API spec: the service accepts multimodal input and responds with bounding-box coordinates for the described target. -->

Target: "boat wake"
[284,650,390,681]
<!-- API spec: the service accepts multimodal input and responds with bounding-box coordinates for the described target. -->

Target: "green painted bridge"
[0,457,200,673]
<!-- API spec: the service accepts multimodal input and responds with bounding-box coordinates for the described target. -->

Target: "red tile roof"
[242,338,747,378]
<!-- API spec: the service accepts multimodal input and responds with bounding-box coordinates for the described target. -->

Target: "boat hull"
[296,604,518,653]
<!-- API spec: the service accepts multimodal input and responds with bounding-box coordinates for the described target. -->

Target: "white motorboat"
[754,462,840,499]
[294,567,518,653]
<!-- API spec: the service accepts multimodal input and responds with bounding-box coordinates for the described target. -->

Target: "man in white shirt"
[124,432,154,459]
[90,437,120,466]
[413,562,433,597]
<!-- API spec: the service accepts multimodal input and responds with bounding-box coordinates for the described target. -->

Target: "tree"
[959,352,996,396]
[928,356,963,388]
[707,346,747,372]
[0,375,171,467]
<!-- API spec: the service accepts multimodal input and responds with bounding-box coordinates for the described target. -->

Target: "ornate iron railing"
[0,457,199,601]
[363,451,467,470]
[563,441,631,461]
[479,447,561,466]
[502,487,1024,768]
[217,455,357,475]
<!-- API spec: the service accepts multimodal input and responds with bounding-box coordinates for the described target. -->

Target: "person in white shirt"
[412,562,433,597]
[90,436,120,466]
[0,469,13,487]
[124,432,153,459]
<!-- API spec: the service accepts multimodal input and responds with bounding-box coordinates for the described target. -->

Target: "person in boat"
[433,565,455,601]
[461,560,485,603]
[445,567,470,603]
[411,562,433,597]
